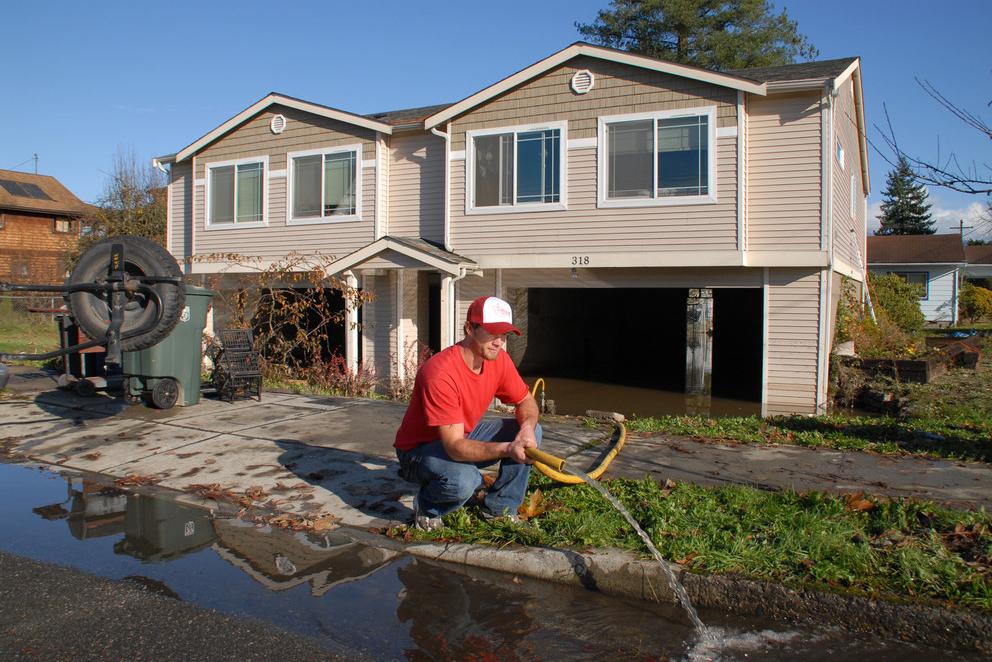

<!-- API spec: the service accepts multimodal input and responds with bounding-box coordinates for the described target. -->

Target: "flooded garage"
[509,286,763,418]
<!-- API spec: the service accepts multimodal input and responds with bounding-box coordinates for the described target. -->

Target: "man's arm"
[513,393,540,449]
[438,422,532,463]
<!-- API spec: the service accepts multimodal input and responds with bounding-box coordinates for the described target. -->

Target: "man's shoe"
[413,503,442,532]
[481,508,521,524]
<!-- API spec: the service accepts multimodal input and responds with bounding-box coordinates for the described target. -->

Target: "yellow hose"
[526,419,627,484]
[530,378,545,398]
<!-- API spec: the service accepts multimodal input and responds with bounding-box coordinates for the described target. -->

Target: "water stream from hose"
[570,470,711,637]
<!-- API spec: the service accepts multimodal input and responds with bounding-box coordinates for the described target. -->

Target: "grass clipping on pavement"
[395,475,992,611]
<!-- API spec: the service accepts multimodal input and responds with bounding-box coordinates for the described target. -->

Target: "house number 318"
[571,256,590,265]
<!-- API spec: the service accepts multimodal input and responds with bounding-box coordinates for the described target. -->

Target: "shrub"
[305,351,377,398]
[959,282,992,322]
[386,341,433,402]
[869,273,925,335]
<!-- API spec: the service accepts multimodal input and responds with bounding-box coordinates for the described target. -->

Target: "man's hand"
[505,424,537,463]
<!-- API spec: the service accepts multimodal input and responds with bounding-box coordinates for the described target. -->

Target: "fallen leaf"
[517,489,546,520]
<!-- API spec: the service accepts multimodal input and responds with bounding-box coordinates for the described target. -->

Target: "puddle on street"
[0,461,980,661]
[524,376,761,418]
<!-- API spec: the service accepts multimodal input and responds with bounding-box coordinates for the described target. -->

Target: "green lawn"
[0,306,60,365]
[398,475,992,611]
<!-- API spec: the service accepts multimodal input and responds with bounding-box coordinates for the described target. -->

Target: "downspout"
[817,84,838,413]
[431,125,452,252]
[447,267,469,347]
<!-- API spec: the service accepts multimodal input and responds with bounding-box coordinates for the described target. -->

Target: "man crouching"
[395,295,541,531]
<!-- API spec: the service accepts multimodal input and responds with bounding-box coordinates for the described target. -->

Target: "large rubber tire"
[67,236,186,351]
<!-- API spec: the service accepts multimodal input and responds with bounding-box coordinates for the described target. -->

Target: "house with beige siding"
[155,43,870,415]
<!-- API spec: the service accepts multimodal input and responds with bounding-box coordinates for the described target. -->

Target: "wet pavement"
[0,461,980,661]
[1,381,990,526]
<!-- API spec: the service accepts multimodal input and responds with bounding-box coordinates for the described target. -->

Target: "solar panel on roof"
[0,180,29,197]
[21,183,52,200]
[0,179,54,200]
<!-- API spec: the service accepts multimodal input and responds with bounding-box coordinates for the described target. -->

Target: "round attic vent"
[570,70,595,94]
[270,114,287,134]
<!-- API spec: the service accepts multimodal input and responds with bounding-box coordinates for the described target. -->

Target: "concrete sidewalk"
[1,382,990,530]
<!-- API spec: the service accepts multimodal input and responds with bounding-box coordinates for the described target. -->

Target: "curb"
[400,541,992,653]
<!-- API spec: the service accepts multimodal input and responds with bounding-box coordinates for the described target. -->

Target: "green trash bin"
[124,285,215,409]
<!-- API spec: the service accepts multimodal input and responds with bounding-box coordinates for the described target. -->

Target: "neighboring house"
[866,234,966,325]
[964,245,992,283]
[0,168,89,284]
[155,43,871,415]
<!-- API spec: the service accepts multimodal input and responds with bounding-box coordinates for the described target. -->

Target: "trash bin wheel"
[150,378,180,410]
[67,236,186,351]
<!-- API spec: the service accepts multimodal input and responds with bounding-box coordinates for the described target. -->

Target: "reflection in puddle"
[524,375,761,418]
[0,462,980,661]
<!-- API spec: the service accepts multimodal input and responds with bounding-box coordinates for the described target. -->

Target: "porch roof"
[327,236,477,276]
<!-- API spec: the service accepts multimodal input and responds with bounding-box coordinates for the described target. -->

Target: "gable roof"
[732,57,859,84]
[423,42,768,129]
[867,234,966,265]
[965,245,992,265]
[0,168,92,217]
[326,235,476,276]
[175,93,395,163]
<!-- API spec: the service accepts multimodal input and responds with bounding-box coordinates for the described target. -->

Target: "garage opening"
[510,287,762,418]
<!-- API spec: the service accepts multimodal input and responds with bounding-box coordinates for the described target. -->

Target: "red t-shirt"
[394,345,529,451]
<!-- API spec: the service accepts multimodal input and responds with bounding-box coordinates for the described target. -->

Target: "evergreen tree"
[875,157,936,235]
[576,0,818,71]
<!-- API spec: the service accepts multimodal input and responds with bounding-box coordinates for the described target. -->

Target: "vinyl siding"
[449,140,737,255]
[451,55,738,150]
[388,132,444,243]
[447,55,738,256]
[169,161,192,266]
[748,92,823,252]
[189,105,377,266]
[362,272,397,381]
[869,265,959,322]
[831,78,866,270]
[765,268,822,413]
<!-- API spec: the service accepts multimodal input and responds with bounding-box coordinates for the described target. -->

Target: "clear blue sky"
[2,1,989,238]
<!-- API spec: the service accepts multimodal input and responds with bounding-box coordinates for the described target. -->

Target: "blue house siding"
[869,264,960,324]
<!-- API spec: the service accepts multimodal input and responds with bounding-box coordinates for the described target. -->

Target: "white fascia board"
[152,153,176,169]
[831,59,861,94]
[423,43,766,129]
[474,250,830,270]
[852,66,870,194]
[869,262,967,267]
[765,79,828,92]
[176,94,393,163]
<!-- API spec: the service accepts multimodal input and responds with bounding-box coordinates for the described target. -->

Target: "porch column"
[440,275,453,349]
[344,271,359,373]
[395,270,405,384]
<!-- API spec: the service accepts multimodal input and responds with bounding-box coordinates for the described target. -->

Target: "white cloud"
[867,192,991,240]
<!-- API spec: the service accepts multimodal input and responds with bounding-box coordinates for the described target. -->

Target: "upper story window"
[288,145,361,224]
[53,218,72,233]
[206,156,268,228]
[466,121,567,214]
[836,141,845,170]
[598,107,717,208]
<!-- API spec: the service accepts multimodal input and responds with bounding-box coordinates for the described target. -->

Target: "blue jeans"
[396,418,543,518]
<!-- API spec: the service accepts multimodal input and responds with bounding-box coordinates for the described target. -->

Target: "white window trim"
[465,120,568,215]
[286,144,364,225]
[204,155,269,230]
[597,107,718,209]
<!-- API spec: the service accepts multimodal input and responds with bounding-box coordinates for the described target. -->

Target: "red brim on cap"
[480,322,521,336]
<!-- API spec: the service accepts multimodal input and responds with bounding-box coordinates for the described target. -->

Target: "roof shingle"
[867,234,966,264]
[731,57,858,83]
[0,169,92,217]
[965,244,992,265]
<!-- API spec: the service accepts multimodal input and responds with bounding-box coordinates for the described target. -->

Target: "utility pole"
[958,219,973,238]
[33,154,38,174]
